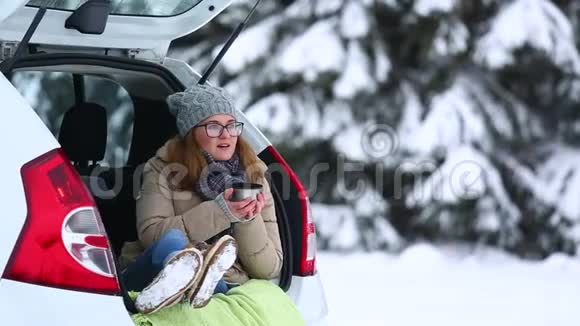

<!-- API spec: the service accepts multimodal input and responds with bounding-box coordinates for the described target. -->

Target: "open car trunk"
[1,1,328,322]
[7,53,297,305]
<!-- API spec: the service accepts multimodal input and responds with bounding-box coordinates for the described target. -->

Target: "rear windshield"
[27,0,203,17]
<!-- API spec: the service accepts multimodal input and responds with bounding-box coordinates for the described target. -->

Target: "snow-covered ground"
[317,244,580,326]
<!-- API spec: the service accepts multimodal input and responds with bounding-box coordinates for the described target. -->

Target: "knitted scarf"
[194,150,247,200]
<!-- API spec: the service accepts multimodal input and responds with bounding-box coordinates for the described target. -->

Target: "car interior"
[8,54,306,307]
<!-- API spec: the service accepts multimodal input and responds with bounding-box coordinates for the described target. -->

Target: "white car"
[0,1,328,325]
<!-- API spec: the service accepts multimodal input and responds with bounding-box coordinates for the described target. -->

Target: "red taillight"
[267,146,317,276]
[2,149,120,295]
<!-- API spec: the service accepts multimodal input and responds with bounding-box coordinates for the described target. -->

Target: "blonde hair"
[165,132,263,190]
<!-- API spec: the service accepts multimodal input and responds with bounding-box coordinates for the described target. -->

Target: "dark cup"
[231,182,263,201]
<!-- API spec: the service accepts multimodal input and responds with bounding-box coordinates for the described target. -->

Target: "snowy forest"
[168,0,580,259]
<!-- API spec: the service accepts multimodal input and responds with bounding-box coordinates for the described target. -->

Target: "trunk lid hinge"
[127,49,140,59]
[0,42,19,62]
[124,47,166,63]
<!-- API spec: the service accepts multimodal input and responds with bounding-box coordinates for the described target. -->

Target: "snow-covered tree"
[171,0,580,257]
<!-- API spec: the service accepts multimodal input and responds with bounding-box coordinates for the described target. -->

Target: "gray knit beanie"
[167,84,238,137]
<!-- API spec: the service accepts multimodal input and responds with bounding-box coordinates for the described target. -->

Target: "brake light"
[3,149,120,295]
[267,146,317,276]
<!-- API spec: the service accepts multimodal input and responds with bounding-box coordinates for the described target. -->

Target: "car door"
[0,0,234,62]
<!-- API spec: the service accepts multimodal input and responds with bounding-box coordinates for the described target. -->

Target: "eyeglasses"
[194,122,244,138]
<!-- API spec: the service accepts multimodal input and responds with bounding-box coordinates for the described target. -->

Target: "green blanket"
[130,280,305,326]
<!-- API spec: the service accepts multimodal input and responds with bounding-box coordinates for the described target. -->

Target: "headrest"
[59,102,107,163]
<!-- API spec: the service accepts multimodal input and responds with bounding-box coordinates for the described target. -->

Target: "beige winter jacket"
[119,141,283,285]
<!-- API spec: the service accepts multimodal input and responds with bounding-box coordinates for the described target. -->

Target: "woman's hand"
[223,188,260,221]
[250,192,266,217]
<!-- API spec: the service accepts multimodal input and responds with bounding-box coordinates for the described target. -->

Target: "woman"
[120,84,283,314]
